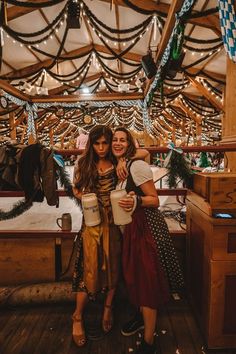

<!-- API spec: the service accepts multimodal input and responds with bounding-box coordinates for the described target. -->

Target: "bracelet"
[136,195,142,207]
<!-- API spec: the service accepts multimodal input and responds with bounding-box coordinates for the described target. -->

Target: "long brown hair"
[74,125,114,191]
[114,127,136,159]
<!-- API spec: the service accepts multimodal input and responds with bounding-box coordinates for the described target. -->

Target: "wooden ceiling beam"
[3,40,225,83]
[187,76,224,111]
[200,47,224,72]
[175,99,202,124]
[186,66,225,83]
[144,0,185,96]
[3,44,139,80]
[189,14,221,36]
[32,92,143,103]
[4,44,94,79]
[158,116,173,132]
[155,0,185,63]
[0,80,29,100]
[2,59,16,71]
[162,110,180,127]
[37,113,57,131]
[99,0,220,32]
[7,0,58,20]
[49,73,102,95]
[153,121,169,138]
[103,0,169,12]
[12,113,27,129]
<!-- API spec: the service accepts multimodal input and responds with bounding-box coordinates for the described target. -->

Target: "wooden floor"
[0,296,235,354]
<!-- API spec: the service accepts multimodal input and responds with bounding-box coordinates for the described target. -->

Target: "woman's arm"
[116,149,150,180]
[134,148,149,160]
[118,160,159,209]
[138,180,159,207]
[72,185,82,199]
[118,180,159,210]
[72,162,82,199]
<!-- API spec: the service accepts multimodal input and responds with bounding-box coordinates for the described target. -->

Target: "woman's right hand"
[72,186,82,199]
[118,191,135,212]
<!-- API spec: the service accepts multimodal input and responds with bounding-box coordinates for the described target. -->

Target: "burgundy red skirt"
[122,207,170,309]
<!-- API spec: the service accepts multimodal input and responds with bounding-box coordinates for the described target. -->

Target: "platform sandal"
[72,313,86,347]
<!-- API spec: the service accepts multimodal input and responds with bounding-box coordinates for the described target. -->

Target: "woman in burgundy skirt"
[112,127,184,354]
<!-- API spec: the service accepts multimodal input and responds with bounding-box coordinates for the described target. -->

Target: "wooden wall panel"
[187,194,236,348]
[0,239,55,285]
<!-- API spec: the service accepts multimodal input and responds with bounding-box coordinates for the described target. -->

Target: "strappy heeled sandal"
[72,314,86,347]
[102,304,114,333]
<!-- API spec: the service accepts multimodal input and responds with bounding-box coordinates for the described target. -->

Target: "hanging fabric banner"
[218,0,236,63]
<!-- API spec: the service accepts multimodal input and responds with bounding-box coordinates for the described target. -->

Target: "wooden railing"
[55,143,236,163]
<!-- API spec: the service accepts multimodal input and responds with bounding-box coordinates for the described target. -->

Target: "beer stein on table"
[56,213,72,231]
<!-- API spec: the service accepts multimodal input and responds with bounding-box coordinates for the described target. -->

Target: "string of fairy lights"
[0,0,223,94]
[0,0,225,144]
[0,98,223,145]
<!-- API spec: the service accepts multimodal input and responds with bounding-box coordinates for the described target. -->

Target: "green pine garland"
[166,150,193,189]
[57,166,81,209]
[0,166,81,221]
[0,198,34,220]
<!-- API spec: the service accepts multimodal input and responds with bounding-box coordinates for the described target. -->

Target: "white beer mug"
[110,189,134,225]
[81,193,101,226]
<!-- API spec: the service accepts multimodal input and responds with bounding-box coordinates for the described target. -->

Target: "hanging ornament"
[153,15,158,42]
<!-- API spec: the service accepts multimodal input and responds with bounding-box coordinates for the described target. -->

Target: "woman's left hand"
[116,158,128,180]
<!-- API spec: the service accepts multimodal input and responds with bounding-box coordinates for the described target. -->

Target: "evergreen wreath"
[165,148,193,189]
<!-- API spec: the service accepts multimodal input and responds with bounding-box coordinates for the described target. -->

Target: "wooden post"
[143,129,154,147]
[196,122,202,146]
[186,122,192,146]
[171,127,176,144]
[49,128,54,146]
[9,112,16,140]
[28,134,36,145]
[181,118,186,145]
[20,125,27,144]
[60,136,64,149]
[221,57,236,171]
